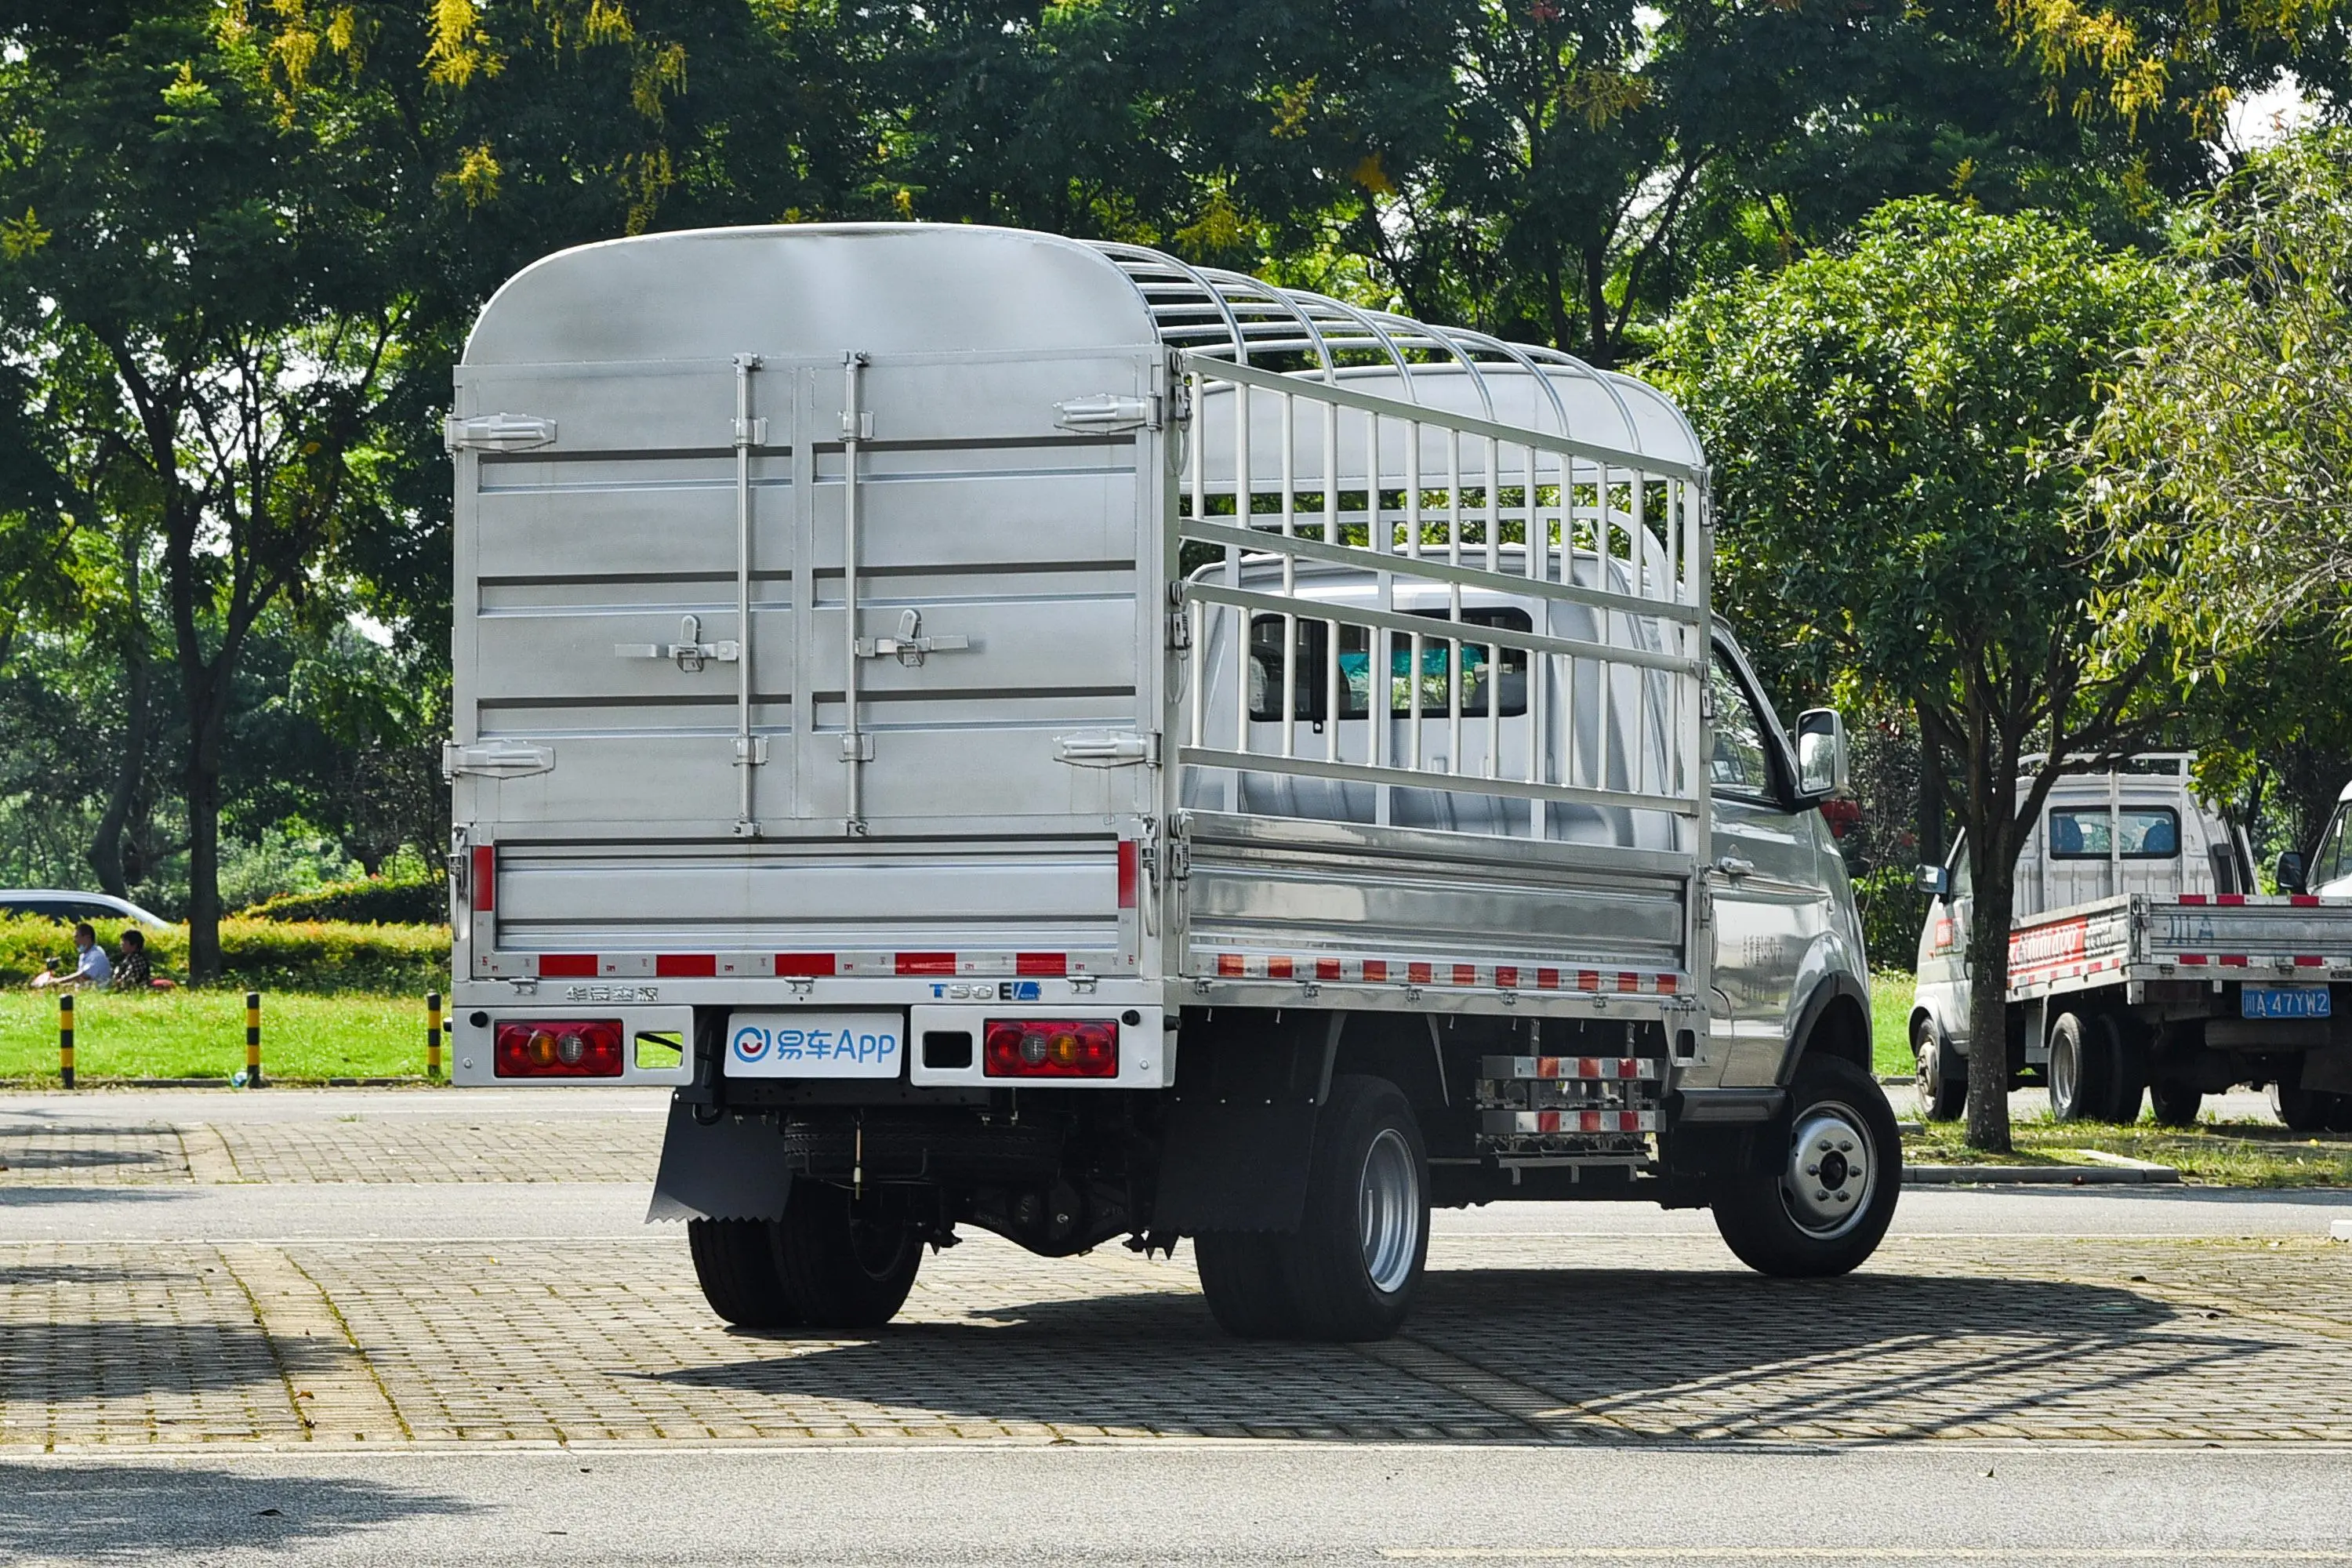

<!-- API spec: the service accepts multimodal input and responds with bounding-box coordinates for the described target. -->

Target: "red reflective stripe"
[655,954,716,978]
[896,953,956,976]
[1452,964,1477,987]
[2295,955,2325,967]
[1408,962,1434,985]
[1316,958,1341,981]
[2178,894,2208,906]
[2219,894,2249,906]
[1495,966,1520,989]
[1267,956,1295,980]
[775,953,837,978]
[1620,1058,1638,1078]
[1363,960,1388,983]
[472,845,496,913]
[539,953,596,978]
[1218,953,1246,977]
[2220,955,2249,967]
[1616,972,1639,993]
[1117,840,1138,909]
[1577,969,1600,992]
[1016,953,1068,978]
[2176,954,2206,966]
[1537,967,1561,990]
[1657,973,1679,996]
[2292,895,2321,906]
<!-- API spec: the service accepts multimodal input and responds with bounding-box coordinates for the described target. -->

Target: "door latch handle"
[855,608,971,667]
[1715,855,1757,880]
[615,614,740,673]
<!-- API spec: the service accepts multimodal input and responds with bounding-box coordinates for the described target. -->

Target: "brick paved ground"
[3,1103,2347,1452]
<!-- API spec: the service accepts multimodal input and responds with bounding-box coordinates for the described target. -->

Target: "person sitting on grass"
[110,927,154,990]
[31,923,111,990]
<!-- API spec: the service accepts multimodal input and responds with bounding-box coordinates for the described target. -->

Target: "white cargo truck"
[443,224,1891,1341]
[1911,755,2352,1128]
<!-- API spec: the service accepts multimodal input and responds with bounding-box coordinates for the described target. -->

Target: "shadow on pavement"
[0,1462,477,1561]
[0,1316,354,1403]
[651,1266,2255,1441]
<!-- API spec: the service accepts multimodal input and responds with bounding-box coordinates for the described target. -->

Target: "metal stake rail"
[1171,350,1708,832]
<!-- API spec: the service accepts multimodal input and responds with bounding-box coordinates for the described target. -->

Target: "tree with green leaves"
[1660,198,2180,1150]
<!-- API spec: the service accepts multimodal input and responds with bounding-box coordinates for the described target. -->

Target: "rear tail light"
[494,1019,623,1078]
[982,1019,1118,1079]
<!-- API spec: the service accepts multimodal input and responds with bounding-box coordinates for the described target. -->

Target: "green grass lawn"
[0,989,437,1083]
[1871,970,1914,1079]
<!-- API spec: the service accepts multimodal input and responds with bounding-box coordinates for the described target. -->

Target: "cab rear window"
[1248,610,1531,722]
[2048,807,2179,859]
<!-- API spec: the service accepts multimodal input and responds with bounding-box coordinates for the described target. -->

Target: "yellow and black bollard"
[426,991,443,1080]
[245,991,263,1088]
[59,993,74,1089]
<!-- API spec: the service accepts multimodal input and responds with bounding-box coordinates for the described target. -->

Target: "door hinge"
[1056,393,1161,434]
[855,608,971,667]
[444,412,557,452]
[443,742,555,780]
[616,613,741,673]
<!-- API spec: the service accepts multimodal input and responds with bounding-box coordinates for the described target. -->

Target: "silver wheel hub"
[1781,1104,1875,1238]
[1358,1127,1421,1294]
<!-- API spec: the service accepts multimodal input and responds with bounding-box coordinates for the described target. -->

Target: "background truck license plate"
[2241,985,2332,1020]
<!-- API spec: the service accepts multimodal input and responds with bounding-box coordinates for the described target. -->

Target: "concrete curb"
[1905,1163,2182,1185]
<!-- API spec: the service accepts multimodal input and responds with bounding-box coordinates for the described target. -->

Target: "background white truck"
[443,223,1893,1341]
[1911,755,2352,1127]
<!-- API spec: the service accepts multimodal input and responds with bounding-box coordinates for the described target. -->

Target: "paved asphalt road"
[9,1443,2352,1567]
[4,1087,2349,1566]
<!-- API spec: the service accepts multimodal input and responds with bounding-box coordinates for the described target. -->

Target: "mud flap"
[645,1098,793,1222]
[1150,1011,1338,1233]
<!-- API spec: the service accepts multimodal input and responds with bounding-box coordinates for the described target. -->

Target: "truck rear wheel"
[1283,1074,1428,1342]
[773,1183,924,1329]
[1913,1018,1964,1121]
[2046,1012,2114,1123]
[1714,1054,1900,1278]
[687,1218,798,1329]
[2271,1079,2336,1131]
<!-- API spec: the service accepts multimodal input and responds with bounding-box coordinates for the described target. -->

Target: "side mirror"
[1915,863,1951,899]
[1795,708,1849,798]
[2275,851,2307,895]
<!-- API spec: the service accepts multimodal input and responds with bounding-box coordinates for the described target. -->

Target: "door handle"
[1715,855,1756,880]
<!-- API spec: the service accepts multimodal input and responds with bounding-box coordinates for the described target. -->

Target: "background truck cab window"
[2047,807,2180,859]
[2310,806,2352,887]
[1250,609,1530,722]
[1707,652,1773,795]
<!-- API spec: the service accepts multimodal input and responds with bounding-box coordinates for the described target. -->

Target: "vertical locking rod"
[245,991,263,1088]
[426,990,443,1080]
[732,353,763,837]
[840,350,871,835]
[58,993,73,1089]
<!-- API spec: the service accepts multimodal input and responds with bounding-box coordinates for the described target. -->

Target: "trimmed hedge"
[0,915,448,993]
[238,873,446,925]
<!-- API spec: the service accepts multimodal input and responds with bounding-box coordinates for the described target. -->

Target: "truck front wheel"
[1714,1054,1900,1278]
[2047,1012,2115,1123]
[1912,1017,1964,1122]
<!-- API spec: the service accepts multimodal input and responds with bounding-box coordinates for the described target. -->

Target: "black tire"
[1913,1017,1965,1122]
[772,1182,924,1330]
[2273,1080,2334,1132]
[2046,1012,2112,1123]
[1713,1054,1901,1279]
[2147,1078,2203,1128]
[2103,1016,2149,1124]
[1280,1074,1428,1342]
[1194,1232,1302,1338]
[687,1218,799,1330]
[2326,1094,2352,1135]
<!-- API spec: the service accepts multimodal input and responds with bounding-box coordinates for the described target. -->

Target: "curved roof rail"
[1087,239,1682,456]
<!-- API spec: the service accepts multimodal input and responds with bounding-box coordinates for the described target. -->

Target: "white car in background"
[0,890,172,929]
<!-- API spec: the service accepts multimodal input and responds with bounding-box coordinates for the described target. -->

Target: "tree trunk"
[1963,833,2016,1152]
[185,742,223,982]
[88,652,149,898]
[1582,242,1613,368]
[1917,709,1944,868]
